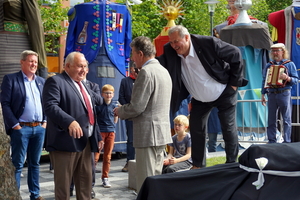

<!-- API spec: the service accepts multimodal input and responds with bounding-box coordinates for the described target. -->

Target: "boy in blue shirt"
[95,84,118,188]
[163,115,192,173]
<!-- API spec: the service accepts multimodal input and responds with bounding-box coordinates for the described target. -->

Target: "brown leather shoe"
[35,196,45,200]
[190,166,201,170]
[122,163,128,172]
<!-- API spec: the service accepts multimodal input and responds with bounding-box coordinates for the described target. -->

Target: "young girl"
[163,115,192,173]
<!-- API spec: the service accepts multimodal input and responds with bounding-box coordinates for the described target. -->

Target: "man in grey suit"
[114,36,172,193]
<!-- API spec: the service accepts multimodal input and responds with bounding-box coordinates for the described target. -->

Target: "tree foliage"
[38,0,69,53]
[265,0,291,13]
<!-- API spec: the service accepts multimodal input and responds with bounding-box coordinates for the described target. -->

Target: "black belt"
[269,89,290,94]
[19,122,41,127]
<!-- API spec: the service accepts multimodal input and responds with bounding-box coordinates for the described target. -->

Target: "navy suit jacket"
[43,71,102,152]
[1,71,46,135]
[118,76,134,105]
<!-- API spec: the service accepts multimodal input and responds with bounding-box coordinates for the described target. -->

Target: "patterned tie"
[77,81,95,125]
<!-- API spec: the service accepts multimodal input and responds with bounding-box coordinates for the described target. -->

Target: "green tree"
[265,0,291,13]
[38,0,69,53]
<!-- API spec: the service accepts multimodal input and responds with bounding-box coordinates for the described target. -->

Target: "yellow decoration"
[156,0,185,36]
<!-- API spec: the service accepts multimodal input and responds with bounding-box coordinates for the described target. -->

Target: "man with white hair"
[261,43,299,143]
[158,25,248,169]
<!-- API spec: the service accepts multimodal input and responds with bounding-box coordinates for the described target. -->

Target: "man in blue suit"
[1,50,46,200]
[43,52,103,199]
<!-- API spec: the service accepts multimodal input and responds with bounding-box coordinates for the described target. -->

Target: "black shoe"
[91,188,95,199]
[95,169,101,173]
[70,189,74,197]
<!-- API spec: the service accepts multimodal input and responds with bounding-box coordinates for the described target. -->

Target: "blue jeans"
[267,90,292,143]
[125,120,135,161]
[10,125,45,200]
[207,132,218,152]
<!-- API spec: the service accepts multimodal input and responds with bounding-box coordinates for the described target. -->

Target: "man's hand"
[261,94,267,106]
[68,121,83,138]
[41,122,47,129]
[280,72,290,81]
[98,140,104,151]
[114,106,120,116]
[13,125,22,130]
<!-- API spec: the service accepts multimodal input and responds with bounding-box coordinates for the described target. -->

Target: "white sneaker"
[20,173,24,178]
[102,178,111,188]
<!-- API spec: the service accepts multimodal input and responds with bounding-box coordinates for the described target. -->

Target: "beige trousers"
[135,145,165,193]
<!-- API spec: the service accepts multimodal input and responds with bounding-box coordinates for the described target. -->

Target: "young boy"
[94,84,118,188]
[163,115,192,173]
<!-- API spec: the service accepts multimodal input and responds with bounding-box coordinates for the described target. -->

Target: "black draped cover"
[137,142,300,200]
[291,105,300,142]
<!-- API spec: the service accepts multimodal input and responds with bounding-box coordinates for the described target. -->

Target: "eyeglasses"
[103,92,113,95]
[271,49,283,53]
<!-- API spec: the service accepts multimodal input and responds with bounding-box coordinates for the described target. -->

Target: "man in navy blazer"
[43,52,103,199]
[1,50,46,200]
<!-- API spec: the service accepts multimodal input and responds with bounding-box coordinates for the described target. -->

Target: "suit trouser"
[135,146,165,193]
[125,120,135,161]
[190,85,238,167]
[50,140,92,200]
[70,152,96,191]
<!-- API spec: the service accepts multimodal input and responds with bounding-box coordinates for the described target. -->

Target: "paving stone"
[20,156,137,200]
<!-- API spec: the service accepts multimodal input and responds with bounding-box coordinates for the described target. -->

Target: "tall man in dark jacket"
[1,50,46,200]
[158,25,248,169]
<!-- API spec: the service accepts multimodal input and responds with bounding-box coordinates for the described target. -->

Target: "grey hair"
[130,36,156,57]
[65,51,88,66]
[20,50,38,61]
[168,25,190,38]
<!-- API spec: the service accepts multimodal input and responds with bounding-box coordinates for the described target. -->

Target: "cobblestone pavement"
[20,150,245,200]
[20,154,137,200]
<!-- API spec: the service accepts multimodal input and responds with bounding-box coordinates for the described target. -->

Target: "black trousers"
[190,85,238,167]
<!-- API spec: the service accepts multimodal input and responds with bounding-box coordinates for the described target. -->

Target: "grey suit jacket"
[117,59,172,148]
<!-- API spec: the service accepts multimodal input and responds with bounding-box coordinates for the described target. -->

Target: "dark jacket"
[118,76,135,105]
[42,72,102,152]
[158,34,248,115]
[1,71,46,135]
